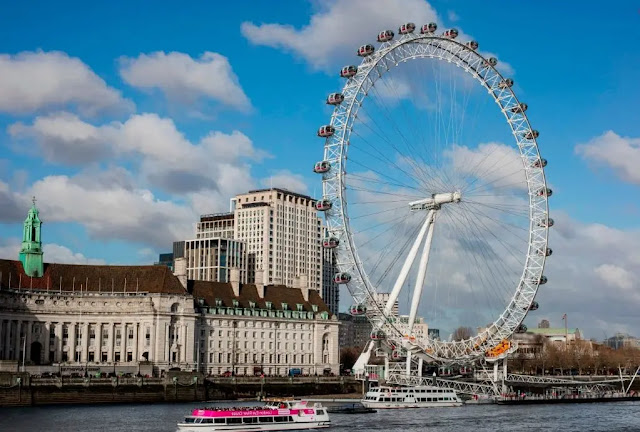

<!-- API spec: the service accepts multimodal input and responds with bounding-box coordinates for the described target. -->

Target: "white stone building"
[231,188,322,291]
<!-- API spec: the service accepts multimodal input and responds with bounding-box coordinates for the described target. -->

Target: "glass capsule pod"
[523,130,540,140]
[528,301,539,311]
[511,103,528,113]
[420,23,437,34]
[515,324,528,333]
[370,330,386,340]
[316,199,333,211]
[340,65,358,78]
[334,272,351,284]
[349,304,366,316]
[482,57,498,68]
[326,92,344,105]
[357,44,375,57]
[537,217,554,228]
[498,78,514,89]
[466,40,479,50]
[537,247,552,256]
[322,237,339,249]
[377,30,394,42]
[399,22,416,34]
[317,125,335,138]
[443,28,459,39]
[531,275,548,285]
[532,158,547,168]
[313,160,331,174]
[536,187,553,197]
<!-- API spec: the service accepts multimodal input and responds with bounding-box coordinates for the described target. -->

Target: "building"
[604,333,640,350]
[427,328,440,340]
[232,188,322,290]
[183,237,247,283]
[321,232,339,315]
[0,203,340,377]
[197,213,235,239]
[538,319,550,329]
[338,313,372,349]
[154,253,174,271]
[526,327,582,344]
[373,292,399,316]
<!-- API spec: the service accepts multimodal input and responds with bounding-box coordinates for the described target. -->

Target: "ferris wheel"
[314,22,552,364]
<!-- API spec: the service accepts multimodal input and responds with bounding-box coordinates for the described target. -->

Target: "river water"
[1,400,639,432]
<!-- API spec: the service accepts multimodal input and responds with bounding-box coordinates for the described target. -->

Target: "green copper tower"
[19,197,44,277]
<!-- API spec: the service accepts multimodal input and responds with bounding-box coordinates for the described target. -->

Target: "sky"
[0,0,639,340]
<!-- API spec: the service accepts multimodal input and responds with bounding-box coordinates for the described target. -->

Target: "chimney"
[297,274,309,302]
[255,268,265,299]
[230,267,240,297]
[173,257,187,289]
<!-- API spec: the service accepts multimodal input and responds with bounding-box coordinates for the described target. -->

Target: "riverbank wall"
[0,373,361,407]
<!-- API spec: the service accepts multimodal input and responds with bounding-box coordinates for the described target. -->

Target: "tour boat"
[362,385,462,409]
[176,399,330,431]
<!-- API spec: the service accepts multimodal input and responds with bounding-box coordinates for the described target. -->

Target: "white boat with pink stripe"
[177,399,331,431]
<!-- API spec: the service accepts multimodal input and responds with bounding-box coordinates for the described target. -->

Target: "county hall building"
[0,202,339,376]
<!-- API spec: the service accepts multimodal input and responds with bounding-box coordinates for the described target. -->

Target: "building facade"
[321,236,339,315]
[197,213,235,239]
[232,188,322,291]
[183,237,247,284]
[338,313,372,349]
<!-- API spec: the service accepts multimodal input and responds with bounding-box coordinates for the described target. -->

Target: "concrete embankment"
[0,373,361,407]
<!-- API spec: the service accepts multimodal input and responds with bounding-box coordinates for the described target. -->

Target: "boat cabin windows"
[317,409,326,415]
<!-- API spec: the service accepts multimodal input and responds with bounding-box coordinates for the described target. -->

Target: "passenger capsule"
[443,28,459,39]
[357,44,375,57]
[482,57,498,68]
[523,130,540,140]
[391,350,405,359]
[313,160,331,174]
[511,103,528,114]
[316,199,332,211]
[498,78,514,89]
[530,275,548,285]
[515,324,528,333]
[537,217,554,228]
[340,65,358,78]
[528,301,539,311]
[537,247,552,256]
[536,187,552,197]
[317,125,335,138]
[466,40,479,50]
[377,30,394,42]
[532,158,547,168]
[322,237,340,249]
[334,272,351,284]
[420,23,437,34]
[399,23,416,34]
[349,304,367,316]
[326,92,344,105]
[370,330,386,340]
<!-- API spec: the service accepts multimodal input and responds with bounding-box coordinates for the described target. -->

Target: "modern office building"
[183,237,247,283]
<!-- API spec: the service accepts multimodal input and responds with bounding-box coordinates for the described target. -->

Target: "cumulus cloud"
[9,113,267,195]
[575,131,640,184]
[0,51,133,116]
[260,170,309,194]
[0,238,104,265]
[119,51,251,111]
[594,264,634,291]
[0,180,28,222]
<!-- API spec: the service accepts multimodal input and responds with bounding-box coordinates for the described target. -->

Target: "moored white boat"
[176,399,330,431]
[362,385,462,409]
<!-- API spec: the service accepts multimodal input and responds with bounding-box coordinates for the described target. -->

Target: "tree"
[452,326,474,341]
[340,346,362,372]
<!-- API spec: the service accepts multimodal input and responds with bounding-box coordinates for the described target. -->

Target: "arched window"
[170,303,180,313]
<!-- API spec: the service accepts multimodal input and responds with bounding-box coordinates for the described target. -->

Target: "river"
[1,400,639,431]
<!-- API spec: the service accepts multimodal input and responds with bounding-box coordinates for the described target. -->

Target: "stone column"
[121,323,127,362]
[25,321,33,363]
[14,320,22,362]
[69,322,77,362]
[44,321,51,363]
[133,322,139,363]
[81,323,89,362]
[149,321,156,362]
[54,322,63,363]
[108,322,115,362]
[181,323,188,365]
[96,323,102,362]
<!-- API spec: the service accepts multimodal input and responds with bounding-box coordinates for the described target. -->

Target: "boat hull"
[361,400,462,409]
[177,420,331,431]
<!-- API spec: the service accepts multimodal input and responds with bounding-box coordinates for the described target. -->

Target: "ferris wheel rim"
[320,29,550,362]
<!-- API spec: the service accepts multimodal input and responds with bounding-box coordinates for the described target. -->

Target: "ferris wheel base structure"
[317,21,552,364]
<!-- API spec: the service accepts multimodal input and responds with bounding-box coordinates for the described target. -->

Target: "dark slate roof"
[189,280,330,314]
[0,259,187,295]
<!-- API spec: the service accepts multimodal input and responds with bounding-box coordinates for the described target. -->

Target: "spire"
[19,197,44,278]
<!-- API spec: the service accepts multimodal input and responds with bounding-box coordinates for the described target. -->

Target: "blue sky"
[0,0,639,337]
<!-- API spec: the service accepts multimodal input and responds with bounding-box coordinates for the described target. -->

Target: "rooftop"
[243,187,314,202]
[0,258,187,295]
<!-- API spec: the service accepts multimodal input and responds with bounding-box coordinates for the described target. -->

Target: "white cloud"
[0,51,133,116]
[241,0,439,70]
[594,264,634,291]
[119,51,251,111]
[575,131,640,184]
[9,113,267,195]
[0,238,104,265]
[260,170,309,194]
[447,10,459,22]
